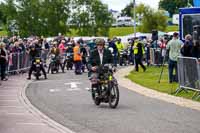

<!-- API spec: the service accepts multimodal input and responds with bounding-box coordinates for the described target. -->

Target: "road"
[26,70,200,133]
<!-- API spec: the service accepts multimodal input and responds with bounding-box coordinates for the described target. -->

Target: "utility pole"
[133,0,136,37]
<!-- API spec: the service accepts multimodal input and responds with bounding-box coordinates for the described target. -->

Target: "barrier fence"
[149,48,166,66]
[0,52,31,75]
[176,56,200,99]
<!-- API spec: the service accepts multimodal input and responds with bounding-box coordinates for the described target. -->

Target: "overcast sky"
[101,0,160,11]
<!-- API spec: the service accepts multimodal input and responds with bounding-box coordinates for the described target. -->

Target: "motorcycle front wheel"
[91,86,101,106]
[108,83,119,108]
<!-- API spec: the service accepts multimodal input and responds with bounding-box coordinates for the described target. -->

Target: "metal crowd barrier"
[149,48,164,66]
[175,56,200,99]
[7,52,31,74]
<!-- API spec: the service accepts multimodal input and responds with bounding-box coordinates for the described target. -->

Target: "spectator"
[166,32,183,83]
[41,39,50,67]
[145,39,152,66]
[159,38,167,63]
[108,38,118,66]
[58,39,66,55]
[191,40,200,59]
[0,42,8,81]
[181,34,193,57]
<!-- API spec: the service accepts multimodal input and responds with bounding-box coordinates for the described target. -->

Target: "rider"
[88,38,113,89]
[27,44,47,80]
[47,41,62,73]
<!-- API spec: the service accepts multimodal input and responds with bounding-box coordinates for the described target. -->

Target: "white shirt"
[98,49,104,65]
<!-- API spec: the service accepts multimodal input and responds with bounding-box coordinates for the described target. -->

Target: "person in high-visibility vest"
[73,40,82,75]
[115,38,124,65]
[133,38,146,72]
[115,38,124,53]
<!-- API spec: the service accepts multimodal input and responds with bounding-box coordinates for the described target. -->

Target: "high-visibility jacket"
[73,46,82,61]
[133,41,145,55]
[115,42,124,52]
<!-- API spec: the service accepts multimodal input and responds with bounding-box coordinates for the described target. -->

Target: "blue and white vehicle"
[179,7,200,40]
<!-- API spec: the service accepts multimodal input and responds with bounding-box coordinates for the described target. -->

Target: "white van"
[116,17,134,27]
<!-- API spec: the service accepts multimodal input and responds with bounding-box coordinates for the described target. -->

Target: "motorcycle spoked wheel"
[108,83,119,108]
[36,74,40,80]
[51,63,55,74]
[35,70,41,80]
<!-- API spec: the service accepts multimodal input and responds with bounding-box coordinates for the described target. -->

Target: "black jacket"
[0,48,7,63]
[88,48,113,67]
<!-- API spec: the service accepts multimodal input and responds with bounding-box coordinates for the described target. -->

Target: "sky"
[101,0,160,11]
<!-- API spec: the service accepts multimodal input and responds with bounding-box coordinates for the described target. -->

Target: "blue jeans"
[168,59,178,83]
[74,61,82,74]
[113,53,118,66]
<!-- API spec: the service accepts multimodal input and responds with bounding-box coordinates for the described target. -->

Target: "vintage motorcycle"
[63,52,73,70]
[119,49,129,66]
[33,57,43,80]
[90,64,119,108]
[48,54,59,74]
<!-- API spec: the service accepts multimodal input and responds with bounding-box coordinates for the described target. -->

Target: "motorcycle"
[119,50,129,66]
[33,57,43,80]
[48,54,59,74]
[91,64,119,108]
[64,52,73,70]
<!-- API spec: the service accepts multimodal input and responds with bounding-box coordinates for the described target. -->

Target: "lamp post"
[133,0,136,37]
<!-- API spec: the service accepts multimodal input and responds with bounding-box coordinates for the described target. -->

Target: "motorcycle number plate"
[109,76,112,80]
[36,64,40,67]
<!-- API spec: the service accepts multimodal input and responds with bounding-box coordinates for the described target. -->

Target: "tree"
[121,2,133,17]
[139,8,168,32]
[121,3,167,32]
[70,0,113,36]
[0,0,17,34]
[15,0,71,36]
[0,0,112,37]
[159,0,193,17]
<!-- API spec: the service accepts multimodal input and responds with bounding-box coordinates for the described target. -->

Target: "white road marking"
[67,88,81,91]
[49,89,60,93]
[85,88,91,91]
[65,82,82,91]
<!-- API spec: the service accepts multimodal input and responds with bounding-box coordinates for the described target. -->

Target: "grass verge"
[126,66,198,101]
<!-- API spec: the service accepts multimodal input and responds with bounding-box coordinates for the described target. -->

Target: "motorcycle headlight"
[108,65,112,70]
[52,55,55,58]
[36,59,40,63]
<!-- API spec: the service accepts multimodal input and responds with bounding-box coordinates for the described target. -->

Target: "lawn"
[165,25,179,32]
[0,30,8,36]
[0,25,179,37]
[109,26,139,38]
[126,66,198,101]
[109,25,178,38]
